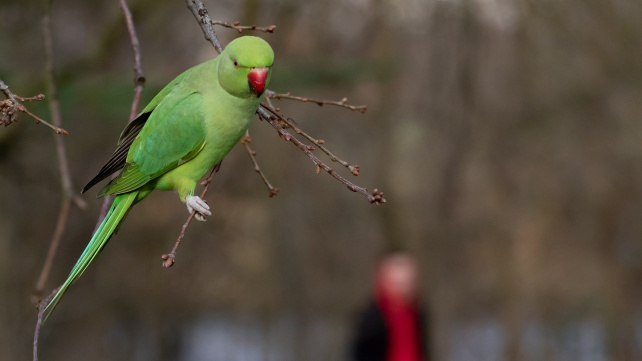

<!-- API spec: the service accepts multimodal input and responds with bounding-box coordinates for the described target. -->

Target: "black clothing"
[350,300,430,361]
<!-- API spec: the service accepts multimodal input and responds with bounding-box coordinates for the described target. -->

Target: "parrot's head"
[219,36,274,99]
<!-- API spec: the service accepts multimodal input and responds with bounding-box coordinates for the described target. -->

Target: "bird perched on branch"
[45,36,274,319]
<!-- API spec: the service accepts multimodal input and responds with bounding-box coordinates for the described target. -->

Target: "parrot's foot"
[186,195,211,222]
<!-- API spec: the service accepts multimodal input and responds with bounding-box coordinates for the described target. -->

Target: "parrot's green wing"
[82,112,151,193]
[98,90,206,197]
[82,66,198,194]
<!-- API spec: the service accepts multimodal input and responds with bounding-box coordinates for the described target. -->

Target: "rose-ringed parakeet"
[45,36,274,318]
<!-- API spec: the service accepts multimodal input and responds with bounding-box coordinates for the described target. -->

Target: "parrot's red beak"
[248,67,268,97]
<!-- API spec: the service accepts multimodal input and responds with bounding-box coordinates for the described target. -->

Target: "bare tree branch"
[269,110,361,176]
[241,130,279,197]
[259,105,385,204]
[211,20,276,33]
[0,80,68,134]
[33,3,90,358]
[42,11,87,209]
[34,199,71,295]
[34,0,88,300]
[266,90,367,113]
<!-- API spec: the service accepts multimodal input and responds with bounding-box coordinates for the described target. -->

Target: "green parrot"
[45,36,274,319]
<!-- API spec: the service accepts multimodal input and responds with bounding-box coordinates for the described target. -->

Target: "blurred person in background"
[351,251,430,361]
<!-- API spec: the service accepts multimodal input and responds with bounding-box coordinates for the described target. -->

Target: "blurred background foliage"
[1,0,642,360]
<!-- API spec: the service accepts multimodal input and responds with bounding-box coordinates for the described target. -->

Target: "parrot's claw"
[186,195,211,222]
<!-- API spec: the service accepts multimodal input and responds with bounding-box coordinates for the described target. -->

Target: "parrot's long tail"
[44,191,138,321]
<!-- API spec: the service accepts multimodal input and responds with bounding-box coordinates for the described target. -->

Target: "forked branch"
[33,287,59,361]
[258,105,385,204]
[0,80,67,134]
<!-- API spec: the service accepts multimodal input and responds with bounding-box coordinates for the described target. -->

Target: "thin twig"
[264,93,276,110]
[259,105,385,204]
[210,20,276,33]
[274,112,361,176]
[33,287,59,361]
[94,0,146,232]
[266,90,367,113]
[162,163,221,267]
[22,106,69,135]
[241,130,279,197]
[11,93,46,102]
[119,0,146,121]
[34,199,71,295]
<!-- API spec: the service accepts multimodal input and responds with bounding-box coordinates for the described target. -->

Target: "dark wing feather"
[81,112,151,194]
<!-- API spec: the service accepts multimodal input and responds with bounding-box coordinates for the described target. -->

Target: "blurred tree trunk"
[369,0,403,251]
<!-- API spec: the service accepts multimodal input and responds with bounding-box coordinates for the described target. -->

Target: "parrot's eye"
[233,59,240,69]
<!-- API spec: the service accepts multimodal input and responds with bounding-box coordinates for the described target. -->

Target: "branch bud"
[370,189,386,205]
[161,254,175,268]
